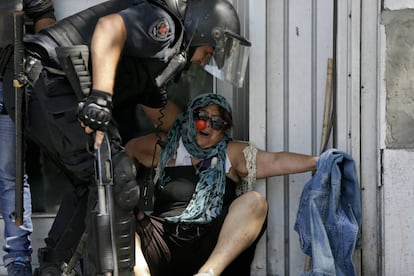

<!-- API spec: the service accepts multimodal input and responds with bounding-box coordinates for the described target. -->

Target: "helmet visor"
[204,31,250,88]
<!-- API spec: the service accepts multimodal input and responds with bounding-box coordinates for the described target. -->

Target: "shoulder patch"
[149,18,172,41]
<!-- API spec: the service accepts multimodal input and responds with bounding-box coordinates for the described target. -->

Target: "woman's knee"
[231,191,268,217]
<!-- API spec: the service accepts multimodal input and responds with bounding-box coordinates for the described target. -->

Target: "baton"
[13,11,25,226]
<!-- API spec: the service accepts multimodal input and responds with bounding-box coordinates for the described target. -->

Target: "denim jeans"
[0,82,33,266]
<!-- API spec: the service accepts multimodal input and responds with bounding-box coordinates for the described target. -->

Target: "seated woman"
[125,93,318,276]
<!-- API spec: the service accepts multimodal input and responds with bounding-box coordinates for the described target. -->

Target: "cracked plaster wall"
[383,9,414,148]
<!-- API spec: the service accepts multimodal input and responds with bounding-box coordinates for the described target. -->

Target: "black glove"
[78,89,113,131]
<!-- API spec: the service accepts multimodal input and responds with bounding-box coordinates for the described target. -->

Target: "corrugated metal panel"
[335,0,363,275]
[247,0,268,273]
[360,0,381,274]
[248,0,335,275]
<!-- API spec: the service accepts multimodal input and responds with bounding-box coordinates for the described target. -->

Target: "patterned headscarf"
[158,93,232,224]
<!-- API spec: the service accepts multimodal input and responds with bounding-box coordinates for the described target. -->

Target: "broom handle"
[304,58,334,272]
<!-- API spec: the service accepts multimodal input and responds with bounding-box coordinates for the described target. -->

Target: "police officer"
[3,0,250,274]
[82,0,251,149]
[0,1,55,275]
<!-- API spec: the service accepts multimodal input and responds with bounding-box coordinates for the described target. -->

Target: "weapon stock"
[13,11,26,226]
[93,135,118,275]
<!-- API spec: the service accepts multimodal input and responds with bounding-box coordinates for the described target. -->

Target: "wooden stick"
[304,58,334,272]
[319,58,334,154]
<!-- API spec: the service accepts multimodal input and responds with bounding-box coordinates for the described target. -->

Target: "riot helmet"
[184,0,251,88]
[162,0,187,19]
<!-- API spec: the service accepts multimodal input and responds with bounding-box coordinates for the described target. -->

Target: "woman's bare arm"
[228,141,317,180]
[125,133,165,168]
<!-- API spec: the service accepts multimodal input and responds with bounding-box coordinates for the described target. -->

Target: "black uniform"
[4,0,182,185]
[2,0,185,275]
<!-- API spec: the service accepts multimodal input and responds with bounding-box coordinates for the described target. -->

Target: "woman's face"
[194,104,226,148]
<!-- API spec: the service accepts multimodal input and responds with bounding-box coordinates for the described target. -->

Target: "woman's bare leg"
[196,191,268,275]
[134,234,151,276]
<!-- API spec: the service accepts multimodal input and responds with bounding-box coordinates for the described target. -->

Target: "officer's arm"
[79,14,127,148]
[33,17,56,32]
[24,0,56,32]
[91,13,126,94]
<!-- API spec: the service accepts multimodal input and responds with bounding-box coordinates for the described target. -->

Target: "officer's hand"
[78,90,112,148]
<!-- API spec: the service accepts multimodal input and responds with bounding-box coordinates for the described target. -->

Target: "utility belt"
[24,44,91,100]
[0,49,61,116]
[25,54,48,86]
[165,221,211,240]
[0,44,49,89]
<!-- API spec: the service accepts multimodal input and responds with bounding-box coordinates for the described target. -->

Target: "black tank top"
[153,165,237,218]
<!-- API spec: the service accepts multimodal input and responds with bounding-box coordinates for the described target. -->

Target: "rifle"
[93,134,118,274]
[13,11,26,226]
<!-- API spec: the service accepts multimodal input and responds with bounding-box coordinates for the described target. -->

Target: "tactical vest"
[24,0,135,67]
[23,0,185,110]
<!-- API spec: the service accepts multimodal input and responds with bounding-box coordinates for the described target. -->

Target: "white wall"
[382,150,414,274]
[54,0,107,20]
[384,0,414,10]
